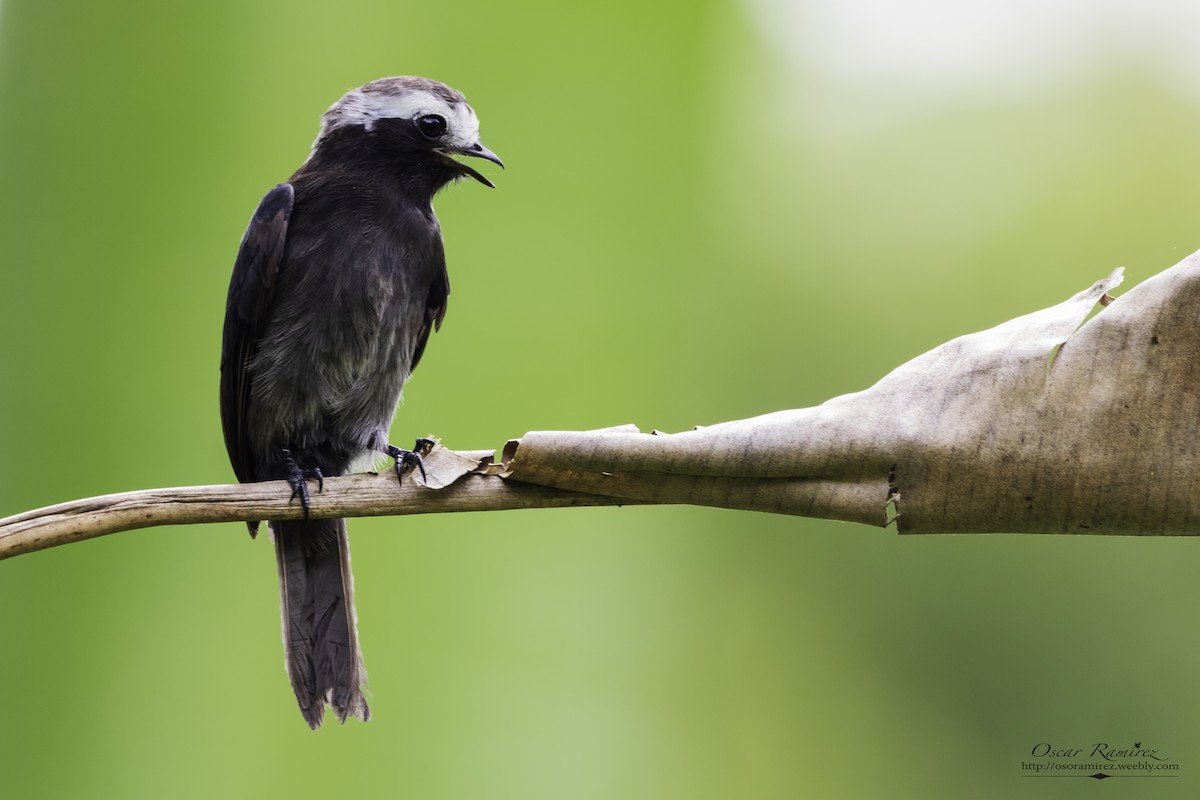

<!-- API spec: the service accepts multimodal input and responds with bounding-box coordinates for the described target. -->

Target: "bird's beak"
[439,143,504,188]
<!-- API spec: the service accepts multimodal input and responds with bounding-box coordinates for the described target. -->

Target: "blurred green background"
[2,0,1199,797]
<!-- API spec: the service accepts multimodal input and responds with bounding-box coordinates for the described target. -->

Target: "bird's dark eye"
[417,114,447,139]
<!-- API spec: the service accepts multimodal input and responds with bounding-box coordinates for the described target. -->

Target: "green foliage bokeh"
[2,1,1199,798]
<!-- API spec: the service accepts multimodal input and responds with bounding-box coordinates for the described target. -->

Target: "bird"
[219,76,501,729]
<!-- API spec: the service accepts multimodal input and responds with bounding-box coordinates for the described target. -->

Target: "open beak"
[439,142,504,188]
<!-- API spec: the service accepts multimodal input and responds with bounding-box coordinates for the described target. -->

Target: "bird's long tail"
[272,518,370,729]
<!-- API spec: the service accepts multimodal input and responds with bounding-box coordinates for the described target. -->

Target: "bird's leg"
[386,438,434,484]
[282,448,324,518]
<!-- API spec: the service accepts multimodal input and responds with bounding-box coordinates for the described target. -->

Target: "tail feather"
[273,517,369,729]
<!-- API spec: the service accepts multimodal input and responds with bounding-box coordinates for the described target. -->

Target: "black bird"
[219,77,501,729]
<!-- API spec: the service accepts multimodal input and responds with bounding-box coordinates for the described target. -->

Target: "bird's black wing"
[410,254,449,372]
[220,183,294,484]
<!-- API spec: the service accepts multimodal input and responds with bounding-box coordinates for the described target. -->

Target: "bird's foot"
[386,438,434,484]
[282,448,324,518]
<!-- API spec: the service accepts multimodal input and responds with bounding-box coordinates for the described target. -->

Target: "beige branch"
[5,248,1200,561]
[0,448,644,562]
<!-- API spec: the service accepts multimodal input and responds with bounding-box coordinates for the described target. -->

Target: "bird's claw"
[387,439,433,484]
[282,448,323,518]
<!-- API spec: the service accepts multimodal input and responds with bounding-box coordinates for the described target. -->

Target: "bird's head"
[313,76,503,188]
